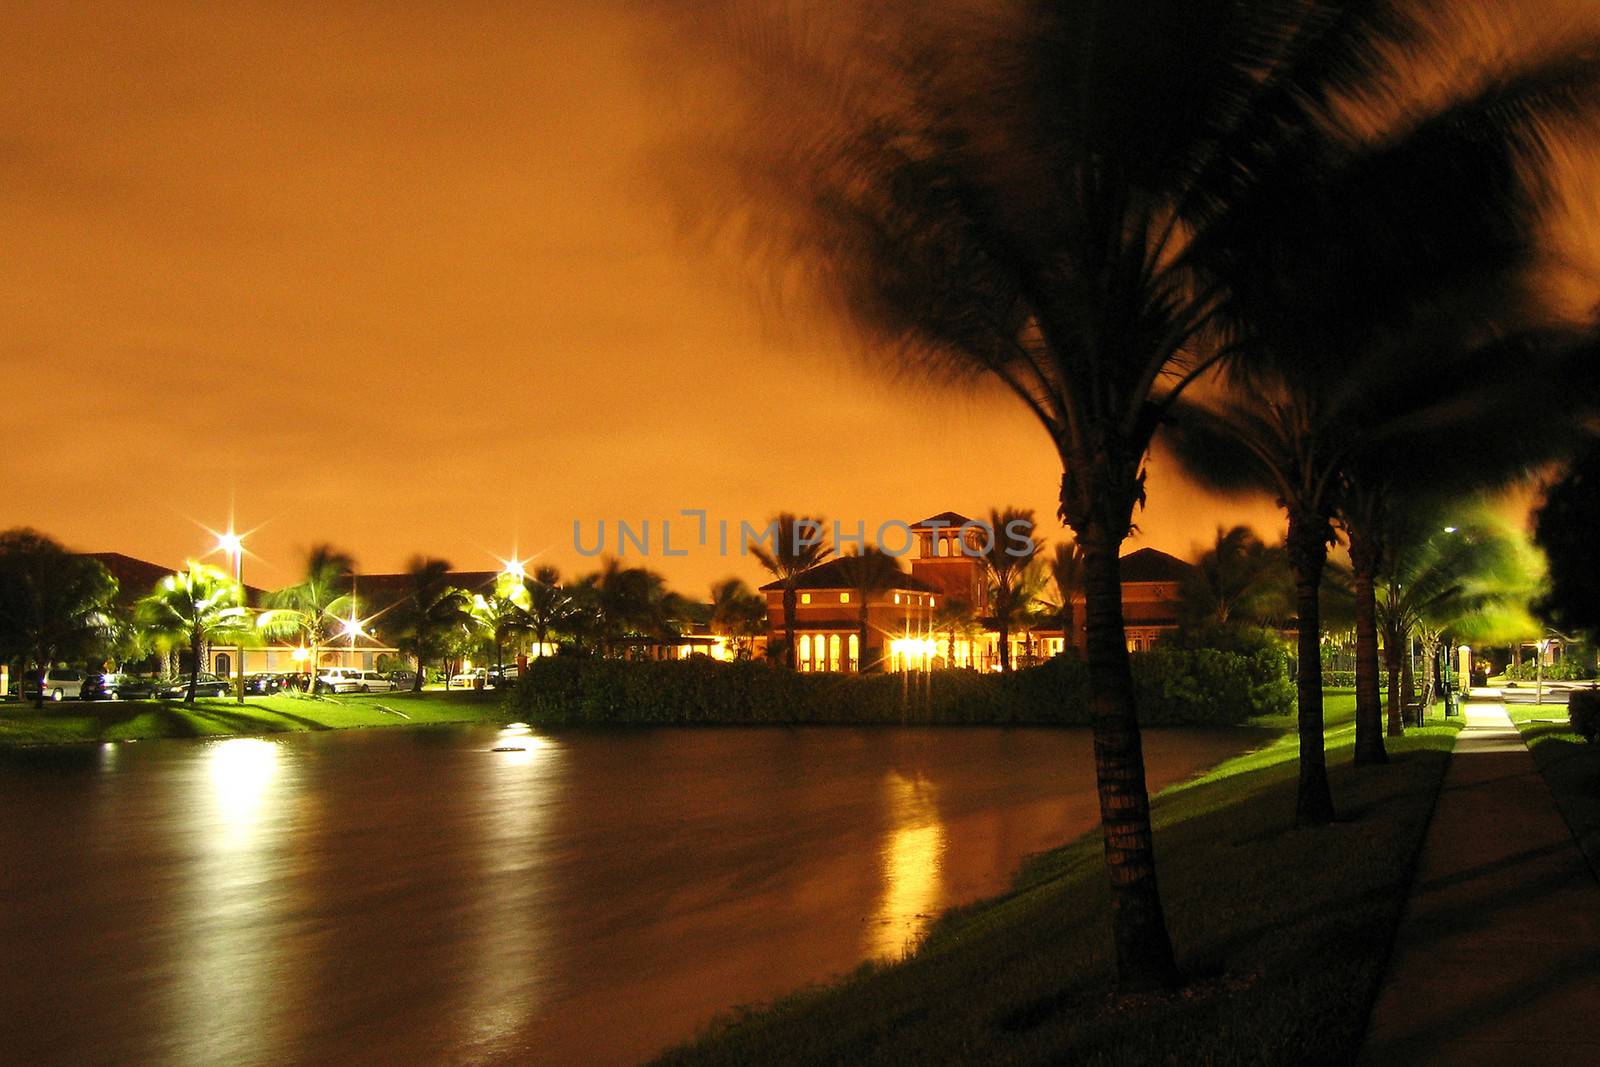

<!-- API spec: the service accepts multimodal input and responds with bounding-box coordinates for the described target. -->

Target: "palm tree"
[710,577,766,659]
[749,513,831,669]
[690,0,1600,985]
[259,545,356,690]
[137,563,249,704]
[1180,527,1292,631]
[1038,540,1084,652]
[390,557,472,691]
[932,596,978,668]
[473,572,533,677]
[978,508,1040,672]
[0,530,119,708]
[524,565,570,656]
[833,547,904,672]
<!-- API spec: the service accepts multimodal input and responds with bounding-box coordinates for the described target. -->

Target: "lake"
[0,724,1261,1065]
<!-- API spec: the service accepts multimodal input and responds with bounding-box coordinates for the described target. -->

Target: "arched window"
[848,634,860,672]
[829,634,841,672]
[798,634,812,670]
[214,652,231,676]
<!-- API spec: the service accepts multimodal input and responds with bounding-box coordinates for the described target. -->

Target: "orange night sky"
[6,1,1588,595]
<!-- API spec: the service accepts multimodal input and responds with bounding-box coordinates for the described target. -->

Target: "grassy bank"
[0,689,505,746]
[1508,703,1600,879]
[658,704,1460,1066]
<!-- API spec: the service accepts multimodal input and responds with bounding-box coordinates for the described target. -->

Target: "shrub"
[1569,690,1600,742]
[1505,658,1596,682]
[507,649,1293,728]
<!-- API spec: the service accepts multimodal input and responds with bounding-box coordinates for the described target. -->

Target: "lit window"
[840,592,851,604]
[894,593,902,605]
[801,593,812,604]
[799,634,812,669]
[829,634,841,672]
[848,634,860,671]
[929,597,936,607]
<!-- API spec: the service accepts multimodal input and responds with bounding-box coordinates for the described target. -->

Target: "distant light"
[290,647,309,662]
[1443,526,1457,533]
[218,531,244,555]
[502,558,527,580]
[341,618,363,638]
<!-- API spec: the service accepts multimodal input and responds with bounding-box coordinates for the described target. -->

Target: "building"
[760,556,939,672]
[762,513,1197,673]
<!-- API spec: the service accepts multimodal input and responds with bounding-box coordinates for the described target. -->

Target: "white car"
[37,668,87,701]
[449,667,490,689]
[314,668,395,694]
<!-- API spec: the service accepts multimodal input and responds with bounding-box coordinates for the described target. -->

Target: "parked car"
[449,667,490,690]
[158,673,231,699]
[314,668,395,694]
[34,668,88,702]
[489,666,520,689]
[384,669,418,690]
[243,673,289,696]
[82,672,157,701]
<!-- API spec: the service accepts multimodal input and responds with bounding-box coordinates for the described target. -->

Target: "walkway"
[1361,697,1600,1063]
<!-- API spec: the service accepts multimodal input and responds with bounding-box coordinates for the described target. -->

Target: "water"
[0,724,1260,1065]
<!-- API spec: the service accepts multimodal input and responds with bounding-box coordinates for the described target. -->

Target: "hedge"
[506,649,1293,728]
[1504,658,1596,682]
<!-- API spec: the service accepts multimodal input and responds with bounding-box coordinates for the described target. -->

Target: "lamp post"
[1536,637,1551,707]
[219,531,247,705]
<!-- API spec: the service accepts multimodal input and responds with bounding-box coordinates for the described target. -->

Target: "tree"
[932,596,978,668]
[709,577,766,659]
[749,514,830,669]
[1379,512,1533,731]
[137,563,249,704]
[472,573,533,676]
[1179,526,1292,630]
[0,530,118,706]
[389,557,472,691]
[1535,442,1600,638]
[1038,540,1084,650]
[683,0,1600,986]
[259,544,357,689]
[979,507,1040,672]
[524,565,571,655]
[833,546,903,672]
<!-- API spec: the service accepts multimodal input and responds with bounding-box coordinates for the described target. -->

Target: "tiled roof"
[759,556,939,593]
[83,552,270,604]
[910,511,978,530]
[1119,547,1194,583]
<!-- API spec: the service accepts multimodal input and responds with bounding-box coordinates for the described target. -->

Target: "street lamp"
[218,530,247,705]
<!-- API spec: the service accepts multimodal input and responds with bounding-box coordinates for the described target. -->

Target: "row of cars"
[17,666,509,701]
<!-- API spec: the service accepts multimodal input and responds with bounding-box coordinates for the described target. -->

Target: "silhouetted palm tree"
[749,513,831,669]
[390,557,472,691]
[979,507,1040,672]
[0,529,119,707]
[1038,540,1085,650]
[259,544,357,690]
[690,0,1600,984]
[832,547,903,672]
[137,563,249,704]
[1179,526,1293,630]
[709,577,766,659]
[931,596,977,668]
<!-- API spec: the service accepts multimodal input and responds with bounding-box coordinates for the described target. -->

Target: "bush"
[507,649,1293,728]
[1505,658,1596,682]
[1569,690,1600,742]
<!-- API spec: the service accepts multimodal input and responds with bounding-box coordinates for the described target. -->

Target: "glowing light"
[290,647,309,662]
[341,617,364,639]
[217,530,243,555]
[207,738,281,833]
[1443,526,1458,533]
[501,557,527,581]
[868,771,946,959]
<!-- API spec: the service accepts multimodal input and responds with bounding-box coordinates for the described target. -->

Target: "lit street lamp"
[219,530,247,705]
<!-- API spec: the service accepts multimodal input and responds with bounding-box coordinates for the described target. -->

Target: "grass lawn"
[657,693,1459,1066]
[1507,702,1600,879]
[0,689,506,746]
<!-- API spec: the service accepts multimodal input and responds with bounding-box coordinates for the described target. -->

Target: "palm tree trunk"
[857,597,870,674]
[412,649,425,692]
[1348,526,1387,766]
[782,586,798,669]
[187,631,201,704]
[998,607,1012,672]
[1078,533,1178,989]
[1384,634,1404,737]
[1287,509,1336,826]
[1402,638,1417,727]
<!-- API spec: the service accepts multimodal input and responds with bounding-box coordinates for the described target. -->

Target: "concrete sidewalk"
[1361,700,1600,1064]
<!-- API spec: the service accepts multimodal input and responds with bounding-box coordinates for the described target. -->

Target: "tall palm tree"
[0,530,119,708]
[1180,526,1292,630]
[979,507,1040,672]
[137,563,249,704]
[688,0,1600,985]
[525,565,569,656]
[749,513,831,669]
[473,572,533,677]
[833,546,903,672]
[260,544,356,689]
[1039,540,1084,651]
[932,596,978,668]
[390,557,472,691]
[709,577,766,659]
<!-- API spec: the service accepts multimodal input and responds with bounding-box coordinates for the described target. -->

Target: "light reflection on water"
[869,771,947,960]
[176,738,292,1067]
[0,724,1263,1066]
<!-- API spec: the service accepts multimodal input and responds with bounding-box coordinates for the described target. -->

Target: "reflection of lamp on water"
[207,738,281,842]
[868,771,946,959]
